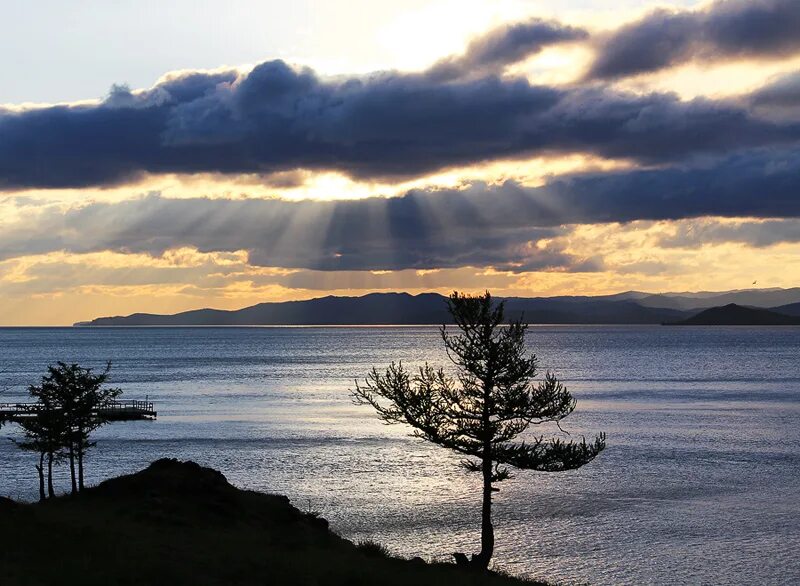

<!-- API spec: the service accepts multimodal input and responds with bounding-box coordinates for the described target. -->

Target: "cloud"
[657,218,800,248]
[752,70,800,117]
[2,58,798,189]
[0,254,524,298]
[1,147,799,271]
[0,253,245,296]
[538,147,800,223]
[0,189,578,272]
[427,18,588,81]
[587,0,800,80]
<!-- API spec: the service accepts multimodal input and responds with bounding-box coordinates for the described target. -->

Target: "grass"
[355,539,392,558]
[0,459,550,586]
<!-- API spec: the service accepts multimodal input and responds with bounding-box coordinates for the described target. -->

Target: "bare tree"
[354,291,606,570]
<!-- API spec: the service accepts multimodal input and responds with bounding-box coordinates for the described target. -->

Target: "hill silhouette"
[75,289,800,327]
[773,302,800,317]
[0,459,546,586]
[667,304,800,326]
[635,287,800,310]
[77,292,693,326]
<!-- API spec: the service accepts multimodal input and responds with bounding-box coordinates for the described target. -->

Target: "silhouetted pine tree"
[29,362,121,493]
[354,291,606,570]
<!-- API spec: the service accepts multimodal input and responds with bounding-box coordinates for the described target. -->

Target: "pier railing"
[0,400,157,422]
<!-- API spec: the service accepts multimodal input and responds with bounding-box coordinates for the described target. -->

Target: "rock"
[453,552,470,566]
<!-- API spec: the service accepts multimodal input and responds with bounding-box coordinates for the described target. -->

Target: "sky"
[1,0,800,325]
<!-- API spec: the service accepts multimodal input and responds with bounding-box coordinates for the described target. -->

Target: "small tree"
[29,362,121,494]
[13,408,66,501]
[354,291,606,570]
[12,434,47,502]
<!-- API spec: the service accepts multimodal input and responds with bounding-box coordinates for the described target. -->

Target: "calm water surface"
[1,326,798,585]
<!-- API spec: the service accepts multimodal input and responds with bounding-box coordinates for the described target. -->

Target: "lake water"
[1,326,799,585]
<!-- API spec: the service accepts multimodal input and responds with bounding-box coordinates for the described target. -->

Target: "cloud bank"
[2,57,799,190]
[2,147,799,271]
[587,0,800,80]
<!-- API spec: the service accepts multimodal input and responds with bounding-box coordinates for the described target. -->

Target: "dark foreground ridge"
[0,459,548,586]
[665,303,800,326]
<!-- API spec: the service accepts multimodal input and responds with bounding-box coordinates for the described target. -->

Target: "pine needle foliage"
[354,291,605,569]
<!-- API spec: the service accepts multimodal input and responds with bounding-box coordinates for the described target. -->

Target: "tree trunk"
[475,376,494,570]
[36,453,46,502]
[68,438,77,495]
[475,443,494,569]
[47,451,55,498]
[78,449,84,491]
[77,429,84,492]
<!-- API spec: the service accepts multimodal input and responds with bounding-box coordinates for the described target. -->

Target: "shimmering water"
[1,326,798,585]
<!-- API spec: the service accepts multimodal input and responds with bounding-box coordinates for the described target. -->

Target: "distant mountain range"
[75,288,800,326]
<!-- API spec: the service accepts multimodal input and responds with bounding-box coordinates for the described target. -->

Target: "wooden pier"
[0,400,157,423]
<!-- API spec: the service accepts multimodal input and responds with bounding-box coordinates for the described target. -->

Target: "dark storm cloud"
[3,147,800,270]
[534,147,800,227]
[587,0,800,80]
[427,18,588,81]
[752,71,800,111]
[2,58,799,189]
